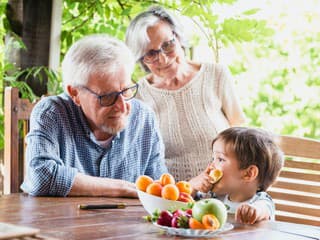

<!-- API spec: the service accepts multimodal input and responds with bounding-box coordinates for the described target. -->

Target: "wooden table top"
[0,194,319,240]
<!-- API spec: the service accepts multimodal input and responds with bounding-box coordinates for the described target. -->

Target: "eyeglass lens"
[143,37,176,63]
[99,84,138,106]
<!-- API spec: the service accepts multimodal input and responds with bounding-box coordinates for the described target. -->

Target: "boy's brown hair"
[212,127,284,191]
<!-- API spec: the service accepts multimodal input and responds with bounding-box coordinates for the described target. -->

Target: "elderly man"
[21,34,167,197]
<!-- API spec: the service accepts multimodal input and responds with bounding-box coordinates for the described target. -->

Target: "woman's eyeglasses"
[81,84,138,107]
[140,36,176,64]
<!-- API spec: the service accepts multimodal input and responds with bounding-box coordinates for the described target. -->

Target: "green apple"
[192,199,227,226]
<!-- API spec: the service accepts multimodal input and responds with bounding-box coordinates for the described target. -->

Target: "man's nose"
[113,94,126,112]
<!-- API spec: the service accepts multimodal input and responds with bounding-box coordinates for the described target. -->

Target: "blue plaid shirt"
[21,93,167,196]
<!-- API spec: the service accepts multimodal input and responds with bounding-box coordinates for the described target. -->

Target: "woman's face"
[143,21,185,79]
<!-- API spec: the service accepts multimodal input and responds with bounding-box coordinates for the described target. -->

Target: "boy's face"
[211,139,246,196]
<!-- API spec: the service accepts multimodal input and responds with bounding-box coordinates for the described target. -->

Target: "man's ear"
[242,165,259,182]
[67,85,81,106]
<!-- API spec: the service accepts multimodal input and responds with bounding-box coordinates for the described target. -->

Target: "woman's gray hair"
[125,6,187,66]
[62,34,135,91]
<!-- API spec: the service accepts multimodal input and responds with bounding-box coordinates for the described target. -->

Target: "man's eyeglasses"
[81,84,138,107]
[140,36,176,64]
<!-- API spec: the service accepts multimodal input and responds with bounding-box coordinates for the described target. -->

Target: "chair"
[3,87,36,194]
[268,135,320,226]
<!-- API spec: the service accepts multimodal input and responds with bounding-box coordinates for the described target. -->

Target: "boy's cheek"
[211,182,224,194]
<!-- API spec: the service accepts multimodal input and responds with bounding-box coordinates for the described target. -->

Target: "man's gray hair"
[62,34,135,91]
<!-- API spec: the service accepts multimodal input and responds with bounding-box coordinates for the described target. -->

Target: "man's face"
[69,66,133,140]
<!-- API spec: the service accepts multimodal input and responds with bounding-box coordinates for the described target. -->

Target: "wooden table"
[0,194,319,240]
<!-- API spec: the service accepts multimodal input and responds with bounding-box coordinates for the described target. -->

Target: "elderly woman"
[125,6,246,193]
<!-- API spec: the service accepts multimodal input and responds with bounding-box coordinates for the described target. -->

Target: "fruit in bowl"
[137,189,189,215]
[136,173,194,215]
[192,198,228,227]
[146,198,228,230]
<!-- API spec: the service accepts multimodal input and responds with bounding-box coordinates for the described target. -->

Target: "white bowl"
[137,190,188,215]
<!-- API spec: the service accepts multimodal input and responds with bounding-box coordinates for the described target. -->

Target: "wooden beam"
[49,0,62,71]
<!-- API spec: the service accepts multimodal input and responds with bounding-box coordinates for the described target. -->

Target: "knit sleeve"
[217,64,246,126]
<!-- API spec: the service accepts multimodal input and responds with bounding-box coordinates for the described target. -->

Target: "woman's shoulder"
[200,62,228,73]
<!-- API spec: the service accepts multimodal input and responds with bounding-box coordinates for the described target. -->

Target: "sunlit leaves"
[242,8,260,16]
[216,0,237,4]
[61,0,274,63]
[220,18,274,45]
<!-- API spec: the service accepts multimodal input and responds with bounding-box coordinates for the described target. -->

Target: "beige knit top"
[136,63,246,181]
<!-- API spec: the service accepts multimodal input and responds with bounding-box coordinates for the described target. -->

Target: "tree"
[61,0,273,67]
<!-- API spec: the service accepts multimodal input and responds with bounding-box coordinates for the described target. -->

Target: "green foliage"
[0,0,63,149]
[4,66,62,101]
[233,17,320,139]
[221,18,274,43]
[0,0,9,149]
[0,0,319,152]
[61,0,272,64]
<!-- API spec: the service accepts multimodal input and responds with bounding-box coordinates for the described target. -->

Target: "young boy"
[196,127,284,224]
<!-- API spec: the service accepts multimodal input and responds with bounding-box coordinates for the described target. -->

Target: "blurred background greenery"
[0,0,319,151]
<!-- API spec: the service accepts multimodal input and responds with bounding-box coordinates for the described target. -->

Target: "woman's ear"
[242,165,259,182]
[67,85,81,106]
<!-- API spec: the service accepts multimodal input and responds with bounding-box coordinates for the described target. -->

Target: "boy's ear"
[242,165,259,181]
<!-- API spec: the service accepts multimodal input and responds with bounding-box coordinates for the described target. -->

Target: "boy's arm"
[189,164,213,197]
[235,192,274,224]
[235,200,271,224]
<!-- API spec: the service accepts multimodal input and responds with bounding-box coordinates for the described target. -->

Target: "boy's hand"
[189,164,213,194]
[235,201,270,224]
[235,203,259,224]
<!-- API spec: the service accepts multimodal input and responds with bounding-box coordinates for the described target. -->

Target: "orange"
[159,173,175,186]
[135,175,153,192]
[146,182,163,197]
[176,181,192,194]
[161,184,179,201]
